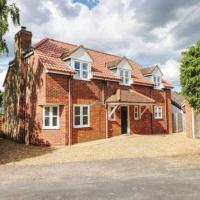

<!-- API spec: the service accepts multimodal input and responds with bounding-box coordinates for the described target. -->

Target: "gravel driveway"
[1,133,200,166]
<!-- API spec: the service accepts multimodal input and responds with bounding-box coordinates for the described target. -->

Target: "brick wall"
[184,102,193,138]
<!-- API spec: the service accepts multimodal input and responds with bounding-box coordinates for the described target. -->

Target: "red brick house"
[3,27,173,145]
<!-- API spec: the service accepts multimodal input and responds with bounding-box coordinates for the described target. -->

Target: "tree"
[0,90,3,107]
[0,0,20,55]
[180,40,200,111]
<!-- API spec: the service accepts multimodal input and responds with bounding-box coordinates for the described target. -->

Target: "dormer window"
[62,45,93,81]
[119,69,131,85]
[74,60,90,80]
[153,76,161,87]
[141,65,163,89]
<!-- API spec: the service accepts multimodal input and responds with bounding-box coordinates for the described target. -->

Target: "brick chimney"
[15,26,32,55]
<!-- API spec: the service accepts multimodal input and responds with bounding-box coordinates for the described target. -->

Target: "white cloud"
[160,59,180,89]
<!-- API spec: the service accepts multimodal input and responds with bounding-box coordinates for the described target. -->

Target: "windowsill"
[73,125,90,128]
[42,127,60,130]
[119,83,131,86]
[73,77,91,81]
[154,86,163,90]
[154,118,163,120]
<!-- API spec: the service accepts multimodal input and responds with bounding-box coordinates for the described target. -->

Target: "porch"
[105,89,156,137]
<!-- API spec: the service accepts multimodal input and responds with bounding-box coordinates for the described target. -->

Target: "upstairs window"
[74,60,90,80]
[154,106,162,119]
[153,76,161,87]
[119,69,131,85]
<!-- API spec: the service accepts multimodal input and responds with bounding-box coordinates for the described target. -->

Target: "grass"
[1,133,200,166]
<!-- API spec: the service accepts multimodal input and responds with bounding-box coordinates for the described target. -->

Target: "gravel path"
[1,133,200,166]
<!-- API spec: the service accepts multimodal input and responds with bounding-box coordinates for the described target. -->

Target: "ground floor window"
[108,106,116,121]
[154,106,162,119]
[43,106,59,129]
[134,105,140,120]
[74,105,90,128]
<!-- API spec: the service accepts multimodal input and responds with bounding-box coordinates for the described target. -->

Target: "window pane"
[53,107,58,116]
[83,116,88,125]
[75,61,80,69]
[83,106,88,115]
[75,61,80,78]
[120,70,123,83]
[45,107,50,116]
[154,76,157,85]
[75,116,80,125]
[82,63,88,70]
[125,71,129,77]
[45,117,50,126]
[125,77,129,84]
[82,70,88,79]
[157,77,160,86]
[52,117,58,126]
[75,107,80,115]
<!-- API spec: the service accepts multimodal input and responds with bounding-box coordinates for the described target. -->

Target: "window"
[74,105,90,128]
[119,69,131,85]
[108,106,115,121]
[154,106,162,119]
[134,106,140,120]
[153,76,161,87]
[43,106,59,129]
[74,61,90,80]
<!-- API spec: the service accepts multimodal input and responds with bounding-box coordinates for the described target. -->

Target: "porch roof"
[106,89,155,105]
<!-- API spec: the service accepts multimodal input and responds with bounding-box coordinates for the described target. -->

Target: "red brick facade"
[3,27,173,145]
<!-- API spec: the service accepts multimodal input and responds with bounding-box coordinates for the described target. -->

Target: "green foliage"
[0,90,3,107]
[180,40,200,111]
[0,0,20,55]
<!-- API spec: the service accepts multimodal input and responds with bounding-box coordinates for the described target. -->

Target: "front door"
[121,106,128,134]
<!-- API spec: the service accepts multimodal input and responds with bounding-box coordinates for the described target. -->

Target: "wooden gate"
[172,113,183,133]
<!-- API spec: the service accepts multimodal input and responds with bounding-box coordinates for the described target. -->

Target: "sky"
[0,0,200,91]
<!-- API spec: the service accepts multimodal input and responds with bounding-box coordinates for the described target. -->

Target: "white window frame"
[153,76,161,87]
[119,69,131,85]
[134,105,140,120]
[154,106,162,119]
[73,60,91,80]
[108,106,116,121]
[43,106,60,129]
[73,105,90,128]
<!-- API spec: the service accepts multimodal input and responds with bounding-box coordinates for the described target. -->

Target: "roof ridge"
[38,37,122,58]
[33,38,49,49]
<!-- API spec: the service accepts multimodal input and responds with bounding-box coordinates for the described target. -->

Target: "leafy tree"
[0,90,3,107]
[0,0,20,55]
[180,40,200,111]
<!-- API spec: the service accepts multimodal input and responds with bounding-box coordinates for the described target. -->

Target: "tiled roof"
[33,38,157,85]
[106,89,155,104]
[140,65,157,75]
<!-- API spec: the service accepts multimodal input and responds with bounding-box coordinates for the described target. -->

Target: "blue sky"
[1,0,200,91]
[73,0,99,9]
